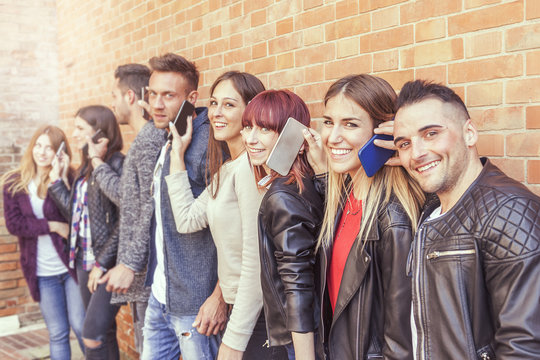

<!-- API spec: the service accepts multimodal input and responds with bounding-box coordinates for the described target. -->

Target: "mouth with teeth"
[213,121,227,129]
[329,147,352,159]
[416,160,440,173]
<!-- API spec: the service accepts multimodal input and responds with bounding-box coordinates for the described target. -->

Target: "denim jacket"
[145,107,218,316]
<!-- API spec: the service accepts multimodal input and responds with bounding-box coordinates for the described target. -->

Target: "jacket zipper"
[426,249,475,259]
[414,226,426,360]
[480,351,490,360]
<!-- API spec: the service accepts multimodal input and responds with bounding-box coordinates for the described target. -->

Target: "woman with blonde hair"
[2,125,85,359]
[305,74,425,359]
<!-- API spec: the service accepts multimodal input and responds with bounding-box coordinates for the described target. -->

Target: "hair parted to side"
[1,125,73,198]
[114,63,151,99]
[242,89,314,192]
[396,79,470,121]
[76,105,123,179]
[318,74,425,251]
[206,71,265,199]
[149,53,199,93]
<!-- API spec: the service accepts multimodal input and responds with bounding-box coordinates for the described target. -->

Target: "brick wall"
[0,0,59,326]
[1,0,538,357]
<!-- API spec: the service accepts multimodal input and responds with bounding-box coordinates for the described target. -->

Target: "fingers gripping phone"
[358,134,395,177]
[82,129,107,153]
[168,100,195,141]
[265,117,308,176]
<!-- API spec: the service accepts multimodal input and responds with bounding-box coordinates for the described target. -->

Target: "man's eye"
[398,141,410,150]
[426,131,438,138]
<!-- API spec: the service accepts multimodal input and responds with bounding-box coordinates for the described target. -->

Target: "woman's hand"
[168,116,193,174]
[48,221,69,238]
[217,343,243,360]
[87,266,104,294]
[303,128,327,175]
[373,120,402,166]
[50,151,70,185]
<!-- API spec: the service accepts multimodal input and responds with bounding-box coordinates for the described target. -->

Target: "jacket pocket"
[426,248,476,260]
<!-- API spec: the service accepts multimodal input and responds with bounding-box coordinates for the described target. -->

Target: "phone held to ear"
[265,117,308,176]
[358,134,395,177]
[56,141,66,158]
[168,100,195,141]
[82,129,107,154]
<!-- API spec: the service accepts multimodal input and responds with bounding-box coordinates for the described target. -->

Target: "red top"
[328,192,362,312]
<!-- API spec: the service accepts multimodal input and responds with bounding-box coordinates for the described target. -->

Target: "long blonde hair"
[1,125,72,199]
[317,75,425,250]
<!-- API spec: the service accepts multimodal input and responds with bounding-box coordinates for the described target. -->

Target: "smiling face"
[394,98,473,196]
[148,71,192,129]
[32,134,55,170]
[321,93,374,178]
[242,123,279,168]
[209,79,246,144]
[72,116,95,150]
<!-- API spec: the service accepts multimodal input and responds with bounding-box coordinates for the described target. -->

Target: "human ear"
[463,119,478,147]
[187,90,199,105]
[125,89,136,105]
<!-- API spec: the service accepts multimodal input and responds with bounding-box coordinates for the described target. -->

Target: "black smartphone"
[265,117,308,176]
[56,141,66,158]
[358,134,395,177]
[168,100,195,140]
[91,129,106,143]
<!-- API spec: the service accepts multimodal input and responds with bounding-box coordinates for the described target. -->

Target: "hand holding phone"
[56,141,66,158]
[358,134,395,177]
[266,117,308,176]
[168,100,195,141]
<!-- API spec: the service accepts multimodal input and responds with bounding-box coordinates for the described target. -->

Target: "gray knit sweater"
[93,121,166,303]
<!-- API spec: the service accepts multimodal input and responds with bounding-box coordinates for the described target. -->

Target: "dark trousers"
[242,310,288,359]
[77,261,121,360]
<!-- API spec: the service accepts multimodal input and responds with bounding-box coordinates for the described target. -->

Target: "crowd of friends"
[3,52,540,360]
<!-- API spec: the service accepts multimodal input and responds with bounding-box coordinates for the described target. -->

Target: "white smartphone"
[265,117,308,176]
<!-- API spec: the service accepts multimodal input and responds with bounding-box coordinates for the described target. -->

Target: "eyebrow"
[322,115,363,121]
[210,96,239,102]
[394,124,446,145]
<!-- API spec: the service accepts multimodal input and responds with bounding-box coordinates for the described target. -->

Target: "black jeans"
[77,261,121,360]
[243,310,288,359]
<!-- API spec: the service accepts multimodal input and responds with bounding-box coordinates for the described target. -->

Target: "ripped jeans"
[141,293,219,360]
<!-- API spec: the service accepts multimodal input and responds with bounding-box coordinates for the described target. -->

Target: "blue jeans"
[38,272,85,360]
[141,293,219,360]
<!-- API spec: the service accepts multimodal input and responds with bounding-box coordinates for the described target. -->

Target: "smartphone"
[91,129,106,143]
[265,117,308,176]
[358,134,395,177]
[56,141,66,158]
[168,100,195,140]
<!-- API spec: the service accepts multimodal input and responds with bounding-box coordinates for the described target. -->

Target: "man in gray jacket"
[89,63,161,354]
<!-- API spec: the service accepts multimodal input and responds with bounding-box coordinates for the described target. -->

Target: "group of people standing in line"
[3,52,540,360]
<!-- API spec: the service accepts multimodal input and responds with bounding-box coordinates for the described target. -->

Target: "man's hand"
[87,266,104,293]
[88,137,109,168]
[373,120,402,166]
[97,263,135,294]
[48,221,69,238]
[217,343,243,360]
[192,284,228,336]
[303,128,327,175]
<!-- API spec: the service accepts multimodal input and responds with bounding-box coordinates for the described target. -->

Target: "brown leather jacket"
[319,193,414,359]
[409,158,540,360]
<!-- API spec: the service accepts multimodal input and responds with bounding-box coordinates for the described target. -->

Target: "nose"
[152,94,164,109]
[327,125,342,145]
[411,137,427,161]
[213,103,223,117]
[245,129,258,144]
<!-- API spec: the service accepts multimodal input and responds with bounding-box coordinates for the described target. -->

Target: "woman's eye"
[323,120,333,126]
[261,127,270,132]
[243,125,252,131]
[345,121,358,128]
[225,102,234,108]
[209,100,217,106]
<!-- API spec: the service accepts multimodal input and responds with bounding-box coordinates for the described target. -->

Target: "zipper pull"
[106,212,110,224]
[480,352,490,360]
[426,251,439,260]
[262,339,269,348]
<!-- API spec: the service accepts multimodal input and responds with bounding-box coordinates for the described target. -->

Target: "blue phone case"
[358,134,395,177]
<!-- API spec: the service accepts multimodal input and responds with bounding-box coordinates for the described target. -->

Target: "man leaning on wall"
[393,80,540,360]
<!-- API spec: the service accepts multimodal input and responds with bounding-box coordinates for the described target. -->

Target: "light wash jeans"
[141,293,219,360]
[38,272,85,360]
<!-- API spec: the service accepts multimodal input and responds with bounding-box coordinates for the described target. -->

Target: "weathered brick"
[490,158,525,182]
[251,9,266,27]
[409,38,463,67]
[526,106,540,129]
[477,134,504,156]
[449,1,523,36]
[252,42,267,59]
[245,56,275,75]
[526,50,540,75]
[467,82,502,107]
[360,25,413,53]
[276,17,293,36]
[415,65,447,84]
[401,0,461,24]
[465,0,501,10]
[528,160,540,184]
[295,4,335,30]
[448,55,522,83]
[325,55,372,80]
[377,70,415,90]
[373,50,399,72]
[295,43,335,67]
[507,78,540,104]
[337,37,359,59]
[336,0,359,19]
[506,23,540,52]
[465,31,502,58]
[415,18,446,43]
[276,52,294,70]
[372,6,399,31]
[325,14,371,41]
[473,106,524,131]
[304,0,323,10]
[507,132,540,156]
[527,0,540,19]
[268,33,302,55]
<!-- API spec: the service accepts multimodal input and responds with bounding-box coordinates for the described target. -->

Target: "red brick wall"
[0,0,60,327]
[1,0,539,357]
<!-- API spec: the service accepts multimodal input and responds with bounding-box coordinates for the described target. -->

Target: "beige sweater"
[165,152,264,351]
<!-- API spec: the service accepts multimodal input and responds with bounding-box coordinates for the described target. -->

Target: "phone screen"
[168,100,195,140]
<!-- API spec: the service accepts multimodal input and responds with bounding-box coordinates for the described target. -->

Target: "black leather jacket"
[258,176,323,346]
[409,158,540,360]
[319,191,414,360]
[49,152,124,269]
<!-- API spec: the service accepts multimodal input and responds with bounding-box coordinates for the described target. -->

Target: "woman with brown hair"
[49,105,124,359]
[2,125,85,359]
[306,74,425,359]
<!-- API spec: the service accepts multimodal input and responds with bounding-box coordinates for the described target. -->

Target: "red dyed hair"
[242,89,313,191]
